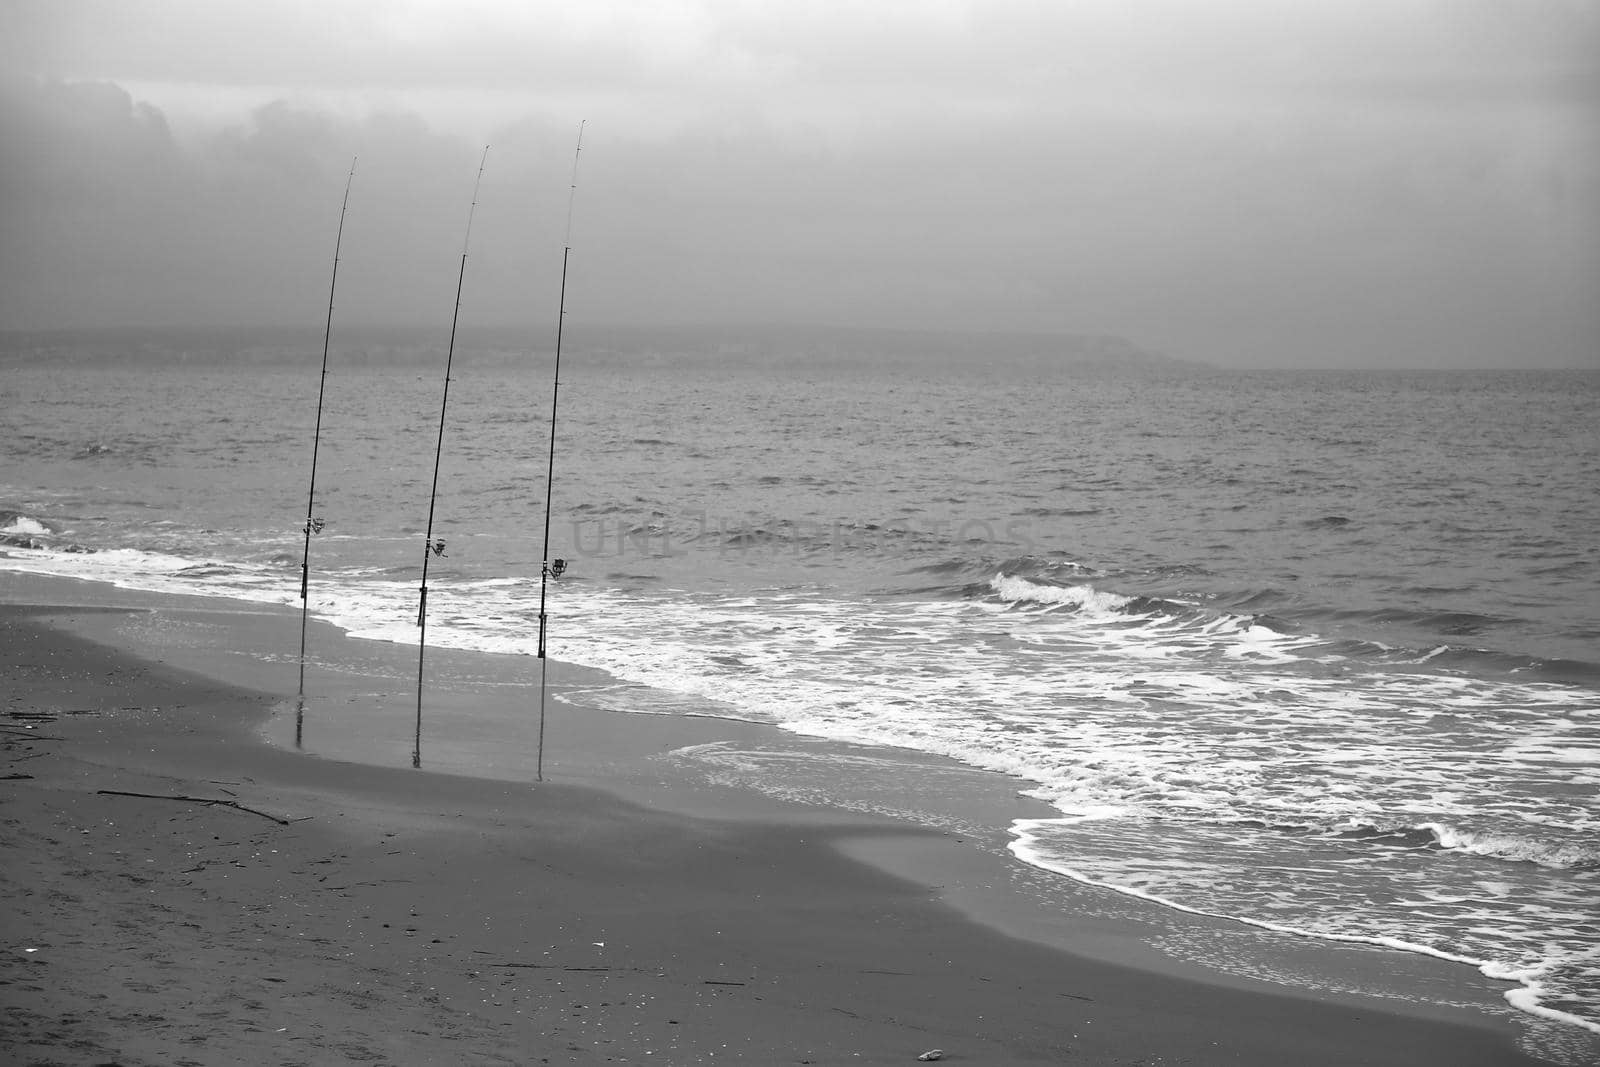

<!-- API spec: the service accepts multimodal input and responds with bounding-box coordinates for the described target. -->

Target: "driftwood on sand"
[95,789,293,825]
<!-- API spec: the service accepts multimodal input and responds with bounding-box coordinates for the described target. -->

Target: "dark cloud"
[0,78,494,330]
[0,0,1595,367]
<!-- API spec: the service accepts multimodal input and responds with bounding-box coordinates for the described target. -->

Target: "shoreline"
[0,569,1584,1065]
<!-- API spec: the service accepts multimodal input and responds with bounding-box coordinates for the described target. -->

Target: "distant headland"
[0,321,1205,373]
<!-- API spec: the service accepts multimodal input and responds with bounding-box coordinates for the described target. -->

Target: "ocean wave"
[1333,821,1600,870]
[893,554,1094,597]
[1423,823,1600,871]
[0,510,94,553]
[1,510,55,536]
[0,543,289,605]
[990,572,1252,628]
[984,572,1328,667]
[991,573,1133,615]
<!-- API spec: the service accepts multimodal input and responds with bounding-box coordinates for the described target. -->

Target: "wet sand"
[0,574,1564,1065]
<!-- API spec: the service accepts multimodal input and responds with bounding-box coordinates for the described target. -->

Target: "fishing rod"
[415,145,490,769]
[298,156,356,725]
[535,121,586,782]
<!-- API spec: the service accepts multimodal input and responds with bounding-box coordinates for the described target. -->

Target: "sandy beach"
[0,572,1571,1065]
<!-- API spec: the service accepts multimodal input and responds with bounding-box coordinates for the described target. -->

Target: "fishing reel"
[429,538,447,557]
[304,516,326,535]
[545,558,567,579]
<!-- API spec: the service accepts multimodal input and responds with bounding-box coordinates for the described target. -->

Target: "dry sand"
[0,577,1565,1065]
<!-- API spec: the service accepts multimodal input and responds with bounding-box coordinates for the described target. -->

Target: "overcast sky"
[2,0,1595,367]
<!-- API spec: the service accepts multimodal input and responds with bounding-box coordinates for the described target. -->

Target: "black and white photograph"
[2,2,1596,1064]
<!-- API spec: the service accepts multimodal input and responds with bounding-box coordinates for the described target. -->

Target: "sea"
[3,327,1597,1046]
